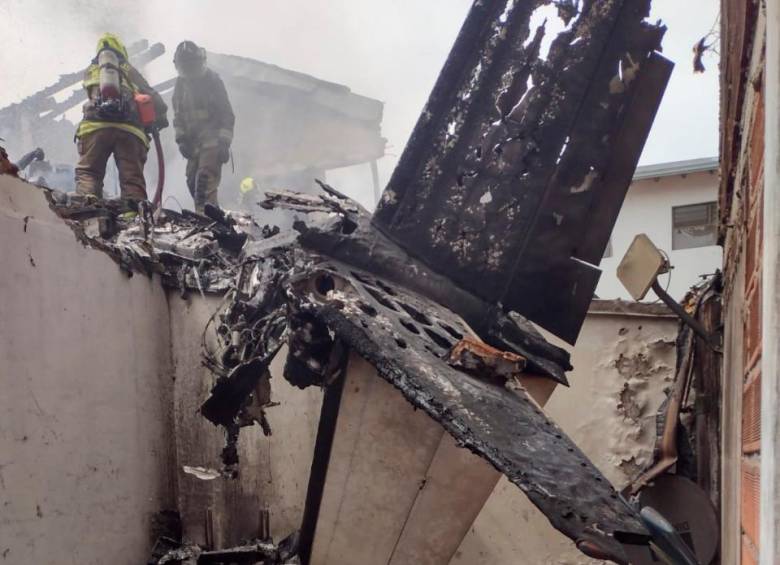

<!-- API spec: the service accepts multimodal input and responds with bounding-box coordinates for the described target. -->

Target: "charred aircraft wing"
[372,0,672,343]
[287,262,649,564]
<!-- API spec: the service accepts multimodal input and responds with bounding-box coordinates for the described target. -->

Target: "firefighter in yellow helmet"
[74,33,168,200]
[239,176,259,208]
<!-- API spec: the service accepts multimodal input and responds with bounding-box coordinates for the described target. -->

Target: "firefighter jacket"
[77,34,168,147]
[172,69,235,151]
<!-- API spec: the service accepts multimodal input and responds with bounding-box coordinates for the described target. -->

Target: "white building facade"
[596,157,722,301]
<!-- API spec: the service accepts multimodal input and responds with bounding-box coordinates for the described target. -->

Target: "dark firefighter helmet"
[174,40,207,77]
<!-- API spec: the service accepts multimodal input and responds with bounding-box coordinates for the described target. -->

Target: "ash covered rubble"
[6,0,680,562]
[148,530,300,565]
[48,182,639,564]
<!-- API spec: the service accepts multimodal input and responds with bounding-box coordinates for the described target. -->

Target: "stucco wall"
[451,302,678,564]
[0,175,177,564]
[597,170,722,301]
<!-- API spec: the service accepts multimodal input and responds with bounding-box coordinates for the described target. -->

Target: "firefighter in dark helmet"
[75,33,168,200]
[172,40,235,213]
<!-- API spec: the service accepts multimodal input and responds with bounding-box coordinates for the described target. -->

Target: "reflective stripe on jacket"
[77,119,148,146]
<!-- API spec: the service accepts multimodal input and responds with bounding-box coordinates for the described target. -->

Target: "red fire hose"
[151,129,165,209]
[135,93,165,209]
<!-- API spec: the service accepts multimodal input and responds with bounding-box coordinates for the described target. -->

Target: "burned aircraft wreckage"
[2,0,679,563]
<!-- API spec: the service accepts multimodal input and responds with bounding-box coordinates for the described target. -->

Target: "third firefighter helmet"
[174,40,206,76]
[240,177,258,194]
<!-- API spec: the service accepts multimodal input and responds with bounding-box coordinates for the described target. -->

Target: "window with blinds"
[671,202,718,250]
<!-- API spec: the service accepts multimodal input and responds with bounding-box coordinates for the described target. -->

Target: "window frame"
[671,201,718,250]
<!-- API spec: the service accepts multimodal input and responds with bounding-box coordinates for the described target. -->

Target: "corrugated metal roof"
[633,157,719,180]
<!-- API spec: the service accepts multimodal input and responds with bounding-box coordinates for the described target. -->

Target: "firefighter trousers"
[75,128,148,200]
[185,146,221,214]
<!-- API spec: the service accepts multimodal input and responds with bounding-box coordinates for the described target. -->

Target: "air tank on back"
[98,48,121,101]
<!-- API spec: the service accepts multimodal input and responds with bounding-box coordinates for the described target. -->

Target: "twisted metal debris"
[44,182,641,563]
[150,530,299,564]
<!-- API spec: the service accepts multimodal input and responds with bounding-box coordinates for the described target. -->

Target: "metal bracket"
[651,279,721,351]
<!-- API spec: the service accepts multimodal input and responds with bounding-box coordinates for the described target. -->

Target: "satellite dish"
[617,233,669,300]
[628,475,719,565]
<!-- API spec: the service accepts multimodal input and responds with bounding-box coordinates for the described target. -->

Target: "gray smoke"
[1,0,719,209]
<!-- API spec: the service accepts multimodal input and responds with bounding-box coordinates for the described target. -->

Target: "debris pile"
[44,181,643,563]
[152,538,298,565]
[145,510,299,565]
[150,530,300,565]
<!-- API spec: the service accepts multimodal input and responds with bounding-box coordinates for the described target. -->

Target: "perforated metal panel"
[373,0,672,343]
[289,262,649,562]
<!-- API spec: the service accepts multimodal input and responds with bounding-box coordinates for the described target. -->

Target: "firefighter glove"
[179,141,195,160]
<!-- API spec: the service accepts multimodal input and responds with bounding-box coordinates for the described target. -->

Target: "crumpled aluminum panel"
[372,0,672,343]
[288,261,648,561]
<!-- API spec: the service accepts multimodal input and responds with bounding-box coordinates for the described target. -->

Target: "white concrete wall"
[452,303,678,564]
[0,175,177,564]
[597,170,722,300]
